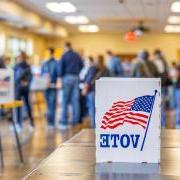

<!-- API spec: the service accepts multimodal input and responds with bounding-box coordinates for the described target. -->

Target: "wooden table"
[23,129,180,180]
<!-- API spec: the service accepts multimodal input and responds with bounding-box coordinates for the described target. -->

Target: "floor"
[0,117,84,180]
[0,108,177,180]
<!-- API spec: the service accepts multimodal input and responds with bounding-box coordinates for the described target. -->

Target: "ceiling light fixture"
[168,16,180,24]
[46,2,76,13]
[164,25,180,33]
[171,2,180,12]
[65,16,89,24]
[78,25,99,33]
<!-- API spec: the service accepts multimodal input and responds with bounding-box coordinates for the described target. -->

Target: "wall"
[47,32,180,63]
[0,23,48,64]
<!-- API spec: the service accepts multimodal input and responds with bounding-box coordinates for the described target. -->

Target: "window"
[7,37,33,64]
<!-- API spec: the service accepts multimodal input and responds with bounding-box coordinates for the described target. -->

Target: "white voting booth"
[0,69,14,104]
[96,78,161,163]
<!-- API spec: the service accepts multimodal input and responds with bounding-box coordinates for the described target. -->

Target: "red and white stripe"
[100,100,149,129]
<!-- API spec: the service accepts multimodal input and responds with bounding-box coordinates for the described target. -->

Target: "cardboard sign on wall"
[96,78,161,163]
[0,69,14,104]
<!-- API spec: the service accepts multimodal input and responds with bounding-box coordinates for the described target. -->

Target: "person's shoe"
[56,124,68,131]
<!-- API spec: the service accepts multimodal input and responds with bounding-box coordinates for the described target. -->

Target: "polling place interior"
[0,0,180,179]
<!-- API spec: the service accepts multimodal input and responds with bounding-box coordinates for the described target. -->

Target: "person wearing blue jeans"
[161,87,167,128]
[41,48,58,127]
[86,91,95,128]
[61,75,80,126]
[44,89,56,126]
[57,42,83,129]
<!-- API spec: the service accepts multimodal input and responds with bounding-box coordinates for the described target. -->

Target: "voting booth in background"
[0,69,24,168]
[0,69,14,103]
[96,78,161,163]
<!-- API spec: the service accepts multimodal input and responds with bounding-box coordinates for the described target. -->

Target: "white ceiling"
[15,0,175,33]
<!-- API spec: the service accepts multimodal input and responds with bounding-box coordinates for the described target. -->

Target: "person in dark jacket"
[153,49,169,128]
[14,51,34,130]
[41,48,58,128]
[176,65,180,128]
[132,50,159,78]
[57,42,83,130]
[82,55,110,128]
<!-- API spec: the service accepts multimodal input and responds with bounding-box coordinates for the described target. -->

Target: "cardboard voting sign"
[0,69,14,104]
[96,78,161,163]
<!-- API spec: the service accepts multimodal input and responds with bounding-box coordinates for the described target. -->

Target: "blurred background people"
[106,50,124,77]
[132,50,158,78]
[169,61,178,110]
[79,56,94,124]
[82,55,110,128]
[57,42,83,130]
[4,56,11,69]
[131,51,145,77]
[153,49,169,128]
[122,58,132,77]
[14,51,34,131]
[41,48,58,128]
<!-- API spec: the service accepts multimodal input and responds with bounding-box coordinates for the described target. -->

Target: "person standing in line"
[175,65,180,128]
[57,42,83,130]
[14,51,34,131]
[82,55,110,128]
[169,61,178,110]
[132,50,159,78]
[106,50,124,77]
[79,56,94,124]
[131,51,145,77]
[41,48,58,128]
[153,49,169,128]
[122,58,132,77]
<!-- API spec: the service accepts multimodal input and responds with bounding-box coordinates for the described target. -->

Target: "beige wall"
[0,23,48,64]
[2,21,180,64]
[47,32,180,63]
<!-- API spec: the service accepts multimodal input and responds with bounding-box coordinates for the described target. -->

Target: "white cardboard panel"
[95,78,161,163]
[0,69,14,104]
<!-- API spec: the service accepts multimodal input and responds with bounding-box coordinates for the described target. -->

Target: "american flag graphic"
[100,95,154,130]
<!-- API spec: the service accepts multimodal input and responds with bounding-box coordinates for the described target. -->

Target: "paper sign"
[96,78,161,163]
[0,69,14,104]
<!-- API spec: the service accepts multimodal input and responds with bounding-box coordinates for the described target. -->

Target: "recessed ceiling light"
[65,16,89,24]
[164,25,180,33]
[46,2,76,13]
[171,2,180,12]
[168,16,180,24]
[78,25,99,33]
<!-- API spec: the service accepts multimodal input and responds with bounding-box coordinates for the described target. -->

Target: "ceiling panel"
[15,0,175,33]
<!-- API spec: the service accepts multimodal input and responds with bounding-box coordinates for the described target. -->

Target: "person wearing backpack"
[132,50,159,78]
[14,51,34,131]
